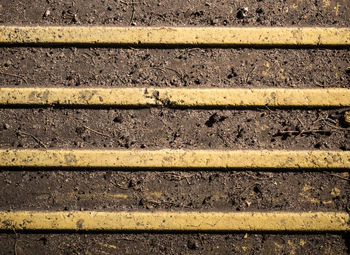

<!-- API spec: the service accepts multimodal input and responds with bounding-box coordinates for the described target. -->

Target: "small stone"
[344,112,350,125]
[44,10,51,17]
[3,123,10,130]
[237,7,248,19]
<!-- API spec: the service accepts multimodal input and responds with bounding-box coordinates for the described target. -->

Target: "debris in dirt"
[83,125,112,138]
[0,71,28,84]
[4,60,12,67]
[275,128,334,137]
[17,130,47,148]
[344,112,350,126]
[205,113,227,127]
[236,7,248,19]
[113,115,123,123]
[187,239,199,250]
[75,126,86,136]
[152,90,160,99]
[3,123,10,130]
[256,8,264,14]
[128,178,142,191]
[43,10,51,17]
[129,0,136,25]
[227,68,238,79]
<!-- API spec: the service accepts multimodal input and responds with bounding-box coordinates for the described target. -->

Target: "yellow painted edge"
[0,211,348,231]
[0,26,349,46]
[1,88,350,107]
[0,149,349,169]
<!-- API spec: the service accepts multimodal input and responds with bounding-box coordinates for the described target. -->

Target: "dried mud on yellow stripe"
[1,88,350,107]
[0,211,348,231]
[0,26,349,46]
[0,149,349,169]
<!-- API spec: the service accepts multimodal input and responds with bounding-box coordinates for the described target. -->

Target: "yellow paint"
[243,233,248,239]
[334,3,341,16]
[303,185,313,192]
[323,0,330,8]
[145,192,162,199]
[287,240,296,255]
[0,149,350,169]
[322,201,333,205]
[98,243,118,250]
[274,242,284,249]
[97,250,110,255]
[331,187,341,197]
[0,211,348,231]
[242,246,248,251]
[299,192,320,204]
[300,239,305,247]
[68,192,128,200]
[0,26,349,46]
[1,87,350,107]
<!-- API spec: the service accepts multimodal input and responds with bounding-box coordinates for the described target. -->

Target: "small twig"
[239,183,259,197]
[323,172,350,182]
[115,73,126,84]
[83,125,112,138]
[17,130,47,148]
[163,67,183,79]
[11,227,19,255]
[278,129,335,135]
[0,71,28,84]
[129,0,136,25]
[324,122,350,131]
[296,116,305,128]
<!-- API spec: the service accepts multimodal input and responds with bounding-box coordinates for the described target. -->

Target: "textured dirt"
[0,233,349,255]
[0,170,349,212]
[0,0,350,27]
[1,48,350,88]
[1,108,349,150]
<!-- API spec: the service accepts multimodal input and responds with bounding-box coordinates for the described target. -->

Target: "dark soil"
[0,233,349,255]
[1,48,349,88]
[0,170,349,212]
[0,0,350,27]
[1,108,349,150]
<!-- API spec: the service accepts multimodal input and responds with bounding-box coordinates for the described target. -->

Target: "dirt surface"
[1,0,350,254]
[0,170,349,212]
[0,0,350,27]
[0,233,349,255]
[1,48,350,88]
[1,108,349,150]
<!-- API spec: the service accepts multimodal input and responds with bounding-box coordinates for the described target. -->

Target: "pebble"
[3,123,10,130]
[44,10,51,17]
[344,112,350,125]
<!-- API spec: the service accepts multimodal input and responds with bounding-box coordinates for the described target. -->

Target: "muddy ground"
[1,0,350,254]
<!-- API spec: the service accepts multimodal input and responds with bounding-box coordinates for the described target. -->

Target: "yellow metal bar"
[0,211,348,231]
[0,26,349,46]
[1,88,350,107]
[0,149,349,169]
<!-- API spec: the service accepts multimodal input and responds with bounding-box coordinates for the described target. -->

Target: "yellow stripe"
[0,26,349,46]
[1,88,350,107]
[0,211,348,231]
[0,149,349,169]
